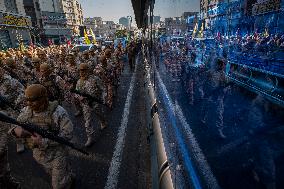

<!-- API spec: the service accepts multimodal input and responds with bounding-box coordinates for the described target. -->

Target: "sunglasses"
[25,96,43,102]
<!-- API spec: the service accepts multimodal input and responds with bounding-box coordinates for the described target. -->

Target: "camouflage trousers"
[33,146,72,189]
[202,95,224,132]
[81,103,106,137]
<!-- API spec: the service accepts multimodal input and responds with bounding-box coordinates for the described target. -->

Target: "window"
[4,0,18,13]
[35,2,40,11]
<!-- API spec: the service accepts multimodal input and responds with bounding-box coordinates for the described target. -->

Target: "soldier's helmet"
[40,63,51,76]
[5,57,16,68]
[25,84,48,101]
[79,63,89,72]
[105,49,112,57]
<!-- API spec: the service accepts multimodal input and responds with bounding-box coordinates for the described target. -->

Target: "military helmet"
[79,63,89,71]
[25,84,48,101]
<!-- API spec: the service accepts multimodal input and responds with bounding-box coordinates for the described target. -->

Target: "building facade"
[0,0,32,49]
[84,17,103,36]
[60,0,83,36]
[37,0,71,45]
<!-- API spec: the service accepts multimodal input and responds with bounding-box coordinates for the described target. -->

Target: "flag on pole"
[89,28,97,44]
[199,23,204,38]
[84,29,91,44]
[192,22,198,38]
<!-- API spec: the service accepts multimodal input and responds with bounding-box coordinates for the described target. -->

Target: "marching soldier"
[10,84,74,189]
[202,59,228,139]
[38,63,64,103]
[76,63,106,147]
[0,67,26,153]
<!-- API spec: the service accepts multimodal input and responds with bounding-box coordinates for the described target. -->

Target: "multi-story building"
[165,17,187,35]
[0,0,32,49]
[37,0,71,44]
[60,0,83,36]
[23,0,43,43]
[84,17,103,36]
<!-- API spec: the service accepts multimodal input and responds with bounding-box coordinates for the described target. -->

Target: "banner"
[0,12,31,27]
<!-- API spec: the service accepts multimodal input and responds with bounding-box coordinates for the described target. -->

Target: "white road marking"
[157,71,221,189]
[104,63,137,189]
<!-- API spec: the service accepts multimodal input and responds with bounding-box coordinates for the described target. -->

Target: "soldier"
[0,67,26,153]
[202,58,228,139]
[64,54,81,116]
[0,68,21,189]
[38,63,64,103]
[10,84,74,189]
[127,41,136,71]
[76,63,106,147]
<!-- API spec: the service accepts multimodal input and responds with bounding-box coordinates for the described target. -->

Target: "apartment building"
[0,0,32,49]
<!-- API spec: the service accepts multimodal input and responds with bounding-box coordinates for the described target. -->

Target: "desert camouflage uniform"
[15,102,73,189]
[0,74,24,188]
[76,75,105,138]
[38,74,64,103]
[202,68,227,138]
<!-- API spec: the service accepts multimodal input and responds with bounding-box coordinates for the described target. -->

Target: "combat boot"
[84,136,95,147]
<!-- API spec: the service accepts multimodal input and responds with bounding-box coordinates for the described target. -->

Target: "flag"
[84,29,91,44]
[192,22,198,38]
[264,28,269,37]
[199,23,204,38]
[89,28,96,44]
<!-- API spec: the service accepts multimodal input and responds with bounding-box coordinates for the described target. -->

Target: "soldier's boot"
[84,135,95,147]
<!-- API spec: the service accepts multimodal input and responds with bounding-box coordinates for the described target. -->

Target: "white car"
[73,44,97,52]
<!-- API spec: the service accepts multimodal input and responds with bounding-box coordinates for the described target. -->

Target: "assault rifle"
[71,89,108,107]
[0,112,89,155]
[0,96,17,111]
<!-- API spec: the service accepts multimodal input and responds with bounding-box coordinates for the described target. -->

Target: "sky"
[79,0,200,24]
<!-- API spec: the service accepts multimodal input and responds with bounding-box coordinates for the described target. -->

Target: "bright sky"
[79,0,200,23]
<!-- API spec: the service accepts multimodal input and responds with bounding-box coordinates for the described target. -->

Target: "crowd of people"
[157,33,284,189]
[0,40,138,188]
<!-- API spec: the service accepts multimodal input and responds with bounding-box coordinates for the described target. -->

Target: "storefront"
[41,11,72,45]
[0,12,32,50]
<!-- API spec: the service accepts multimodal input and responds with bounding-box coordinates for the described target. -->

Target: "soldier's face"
[80,69,88,80]
[40,69,49,77]
[26,97,48,112]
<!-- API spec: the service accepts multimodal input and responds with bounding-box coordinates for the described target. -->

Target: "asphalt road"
[8,55,151,189]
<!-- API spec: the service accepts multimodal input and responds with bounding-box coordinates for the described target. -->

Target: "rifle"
[71,89,108,107]
[0,95,17,111]
[0,112,89,155]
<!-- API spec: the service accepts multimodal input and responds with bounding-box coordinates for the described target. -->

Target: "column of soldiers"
[0,42,126,188]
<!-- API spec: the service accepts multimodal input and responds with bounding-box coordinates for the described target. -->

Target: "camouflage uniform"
[0,74,25,107]
[0,72,24,188]
[202,65,227,139]
[14,101,73,189]
[76,74,106,144]
[38,73,64,103]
